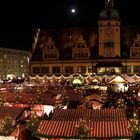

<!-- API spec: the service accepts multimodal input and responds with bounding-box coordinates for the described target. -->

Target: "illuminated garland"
[0,94,5,106]
[14,93,22,103]
[36,91,44,104]
[83,101,92,109]
[76,118,91,138]
[26,113,40,136]
[100,93,108,103]
[128,111,140,134]
[116,98,127,109]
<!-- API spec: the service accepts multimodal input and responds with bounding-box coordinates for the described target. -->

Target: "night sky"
[0,0,140,51]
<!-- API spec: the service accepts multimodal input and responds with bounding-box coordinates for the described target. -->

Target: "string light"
[128,111,140,134]
[76,118,91,137]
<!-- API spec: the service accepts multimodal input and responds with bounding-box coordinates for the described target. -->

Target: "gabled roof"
[109,76,127,84]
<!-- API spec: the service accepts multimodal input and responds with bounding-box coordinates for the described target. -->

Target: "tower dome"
[99,0,119,19]
[100,8,119,19]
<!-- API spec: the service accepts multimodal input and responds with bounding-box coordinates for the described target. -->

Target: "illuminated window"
[88,66,92,73]
[122,66,131,73]
[133,66,140,73]
[44,53,57,58]
[77,66,86,73]
[74,53,88,58]
[33,67,40,74]
[41,67,49,74]
[88,66,96,73]
[127,66,131,73]
[65,66,73,74]
[131,52,140,57]
[52,66,60,74]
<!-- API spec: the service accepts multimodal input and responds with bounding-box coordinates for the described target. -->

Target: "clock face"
[104,27,113,41]
[105,27,112,35]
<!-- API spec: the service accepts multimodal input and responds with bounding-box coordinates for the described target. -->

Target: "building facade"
[30,0,140,76]
[0,48,30,79]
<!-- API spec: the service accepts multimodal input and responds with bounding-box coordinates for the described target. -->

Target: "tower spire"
[105,0,114,9]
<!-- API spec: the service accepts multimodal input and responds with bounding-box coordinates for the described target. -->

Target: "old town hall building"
[30,0,140,76]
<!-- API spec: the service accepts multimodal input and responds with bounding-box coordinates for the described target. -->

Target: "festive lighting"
[99,86,107,91]
[100,93,108,103]
[26,113,39,136]
[76,118,91,137]
[128,111,140,134]
[73,79,82,85]
[138,90,140,96]
[1,116,16,136]
[116,98,126,109]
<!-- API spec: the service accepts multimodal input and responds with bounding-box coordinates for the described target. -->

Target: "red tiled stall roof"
[51,109,127,121]
[38,120,132,139]
[2,92,56,105]
[0,106,26,136]
[0,106,25,120]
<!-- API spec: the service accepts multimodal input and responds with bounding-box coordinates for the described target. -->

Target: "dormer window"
[43,36,59,60]
[72,34,89,59]
[44,37,55,50]
[75,34,87,48]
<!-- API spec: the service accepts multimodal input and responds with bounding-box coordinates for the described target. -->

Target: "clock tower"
[98,0,120,57]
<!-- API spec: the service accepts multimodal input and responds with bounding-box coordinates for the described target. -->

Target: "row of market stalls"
[0,107,133,139]
[29,74,140,85]
[0,74,139,139]
[28,74,140,93]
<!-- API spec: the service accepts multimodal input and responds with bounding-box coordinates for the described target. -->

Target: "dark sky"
[0,0,140,51]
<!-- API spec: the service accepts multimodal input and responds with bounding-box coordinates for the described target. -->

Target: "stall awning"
[38,120,132,138]
[96,62,123,67]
